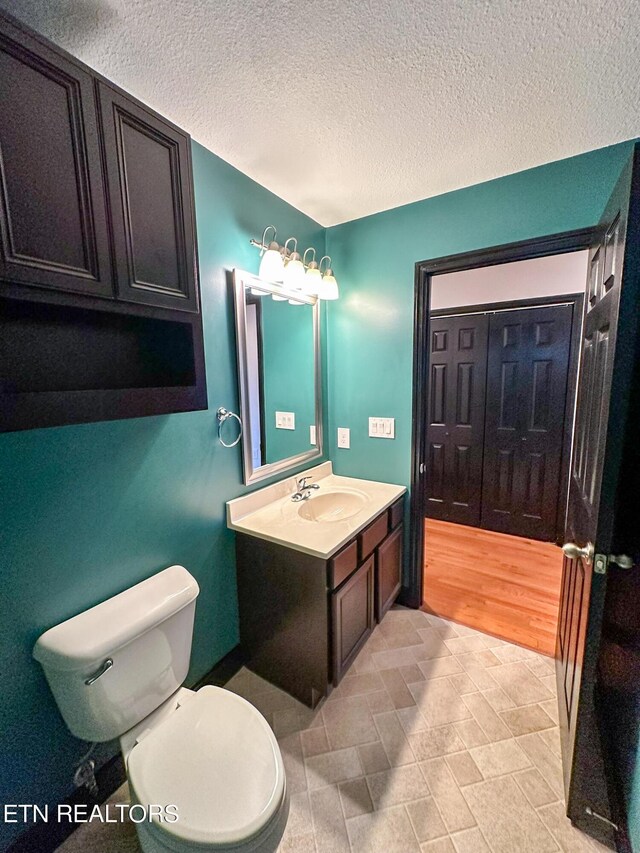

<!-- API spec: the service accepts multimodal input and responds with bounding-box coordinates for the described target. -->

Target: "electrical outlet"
[337,427,350,449]
[369,417,395,438]
[275,411,295,430]
[310,425,316,445]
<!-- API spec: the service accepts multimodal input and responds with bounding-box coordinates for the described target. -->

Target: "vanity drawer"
[389,498,404,530]
[329,540,359,590]
[359,512,389,561]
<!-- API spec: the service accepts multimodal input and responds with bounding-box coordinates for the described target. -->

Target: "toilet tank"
[33,566,199,742]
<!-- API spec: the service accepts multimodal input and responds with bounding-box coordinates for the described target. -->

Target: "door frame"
[405,226,600,608]
[430,292,584,544]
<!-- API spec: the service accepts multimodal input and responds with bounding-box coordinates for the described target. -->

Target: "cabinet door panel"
[376,523,403,621]
[332,556,374,684]
[98,83,198,312]
[0,18,112,296]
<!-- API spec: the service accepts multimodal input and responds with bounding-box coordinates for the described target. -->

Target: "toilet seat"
[127,685,286,849]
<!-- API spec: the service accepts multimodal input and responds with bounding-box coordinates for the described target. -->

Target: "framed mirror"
[232,269,323,484]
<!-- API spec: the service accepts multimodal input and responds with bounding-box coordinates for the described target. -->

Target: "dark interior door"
[425,313,488,525]
[481,304,573,540]
[556,144,640,848]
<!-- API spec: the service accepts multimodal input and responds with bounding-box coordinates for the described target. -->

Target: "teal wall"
[261,298,316,463]
[325,141,635,488]
[0,141,324,848]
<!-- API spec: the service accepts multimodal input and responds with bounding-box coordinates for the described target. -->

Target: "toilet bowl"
[33,566,288,853]
[123,686,288,853]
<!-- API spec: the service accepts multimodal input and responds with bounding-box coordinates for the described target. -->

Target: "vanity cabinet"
[235,495,405,707]
[0,10,206,432]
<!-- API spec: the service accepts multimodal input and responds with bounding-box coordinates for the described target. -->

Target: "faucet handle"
[296,475,313,489]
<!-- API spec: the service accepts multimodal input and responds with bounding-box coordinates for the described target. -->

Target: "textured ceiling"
[2,0,639,225]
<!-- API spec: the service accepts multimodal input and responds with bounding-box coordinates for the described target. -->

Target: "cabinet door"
[98,83,198,312]
[376,523,403,621]
[0,17,113,297]
[332,555,374,684]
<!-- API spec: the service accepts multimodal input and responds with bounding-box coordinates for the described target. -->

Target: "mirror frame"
[232,269,323,484]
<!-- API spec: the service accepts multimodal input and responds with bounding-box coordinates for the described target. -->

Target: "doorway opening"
[421,252,587,655]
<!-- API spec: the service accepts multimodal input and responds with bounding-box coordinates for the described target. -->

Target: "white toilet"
[33,566,289,853]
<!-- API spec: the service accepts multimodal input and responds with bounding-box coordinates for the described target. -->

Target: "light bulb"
[259,242,285,282]
[319,270,339,300]
[304,265,322,296]
[284,254,306,290]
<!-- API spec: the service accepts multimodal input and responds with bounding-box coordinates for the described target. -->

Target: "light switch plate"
[369,417,395,438]
[310,425,316,445]
[275,411,295,430]
[337,427,350,449]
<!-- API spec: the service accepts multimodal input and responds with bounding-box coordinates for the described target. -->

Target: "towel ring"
[217,407,243,448]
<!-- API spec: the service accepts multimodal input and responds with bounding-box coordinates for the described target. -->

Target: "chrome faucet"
[291,475,320,502]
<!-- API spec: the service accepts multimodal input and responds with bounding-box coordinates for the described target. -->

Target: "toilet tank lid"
[33,566,199,672]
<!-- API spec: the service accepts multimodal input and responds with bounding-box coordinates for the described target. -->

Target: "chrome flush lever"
[85,658,113,686]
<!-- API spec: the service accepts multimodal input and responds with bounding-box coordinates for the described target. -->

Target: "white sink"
[297,489,368,523]
[227,463,406,558]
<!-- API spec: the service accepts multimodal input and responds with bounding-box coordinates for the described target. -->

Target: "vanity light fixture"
[250,228,339,300]
[318,256,339,300]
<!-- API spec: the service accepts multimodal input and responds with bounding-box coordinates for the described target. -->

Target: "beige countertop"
[226,462,406,559]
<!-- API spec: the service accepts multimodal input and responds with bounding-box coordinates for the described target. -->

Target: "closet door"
[481,304,573,540]
[426,314,489,525]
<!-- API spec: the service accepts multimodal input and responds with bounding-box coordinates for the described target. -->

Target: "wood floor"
[423,518,564,657]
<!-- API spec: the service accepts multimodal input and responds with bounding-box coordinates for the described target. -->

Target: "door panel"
[98,83,198,312]
[556,144,640,848]
[425,313,489,525]
[0,16,112,296]
[481,304,573,540]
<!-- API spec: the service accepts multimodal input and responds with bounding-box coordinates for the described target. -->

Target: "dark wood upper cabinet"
[98,83,198,313]
[0,11,206,432]
[0,16,113,297]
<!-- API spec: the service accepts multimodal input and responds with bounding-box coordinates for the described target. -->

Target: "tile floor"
[57,608,608,852]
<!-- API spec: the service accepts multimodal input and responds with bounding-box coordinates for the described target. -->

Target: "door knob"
[610,554,634,570]
[562,541,594,563]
